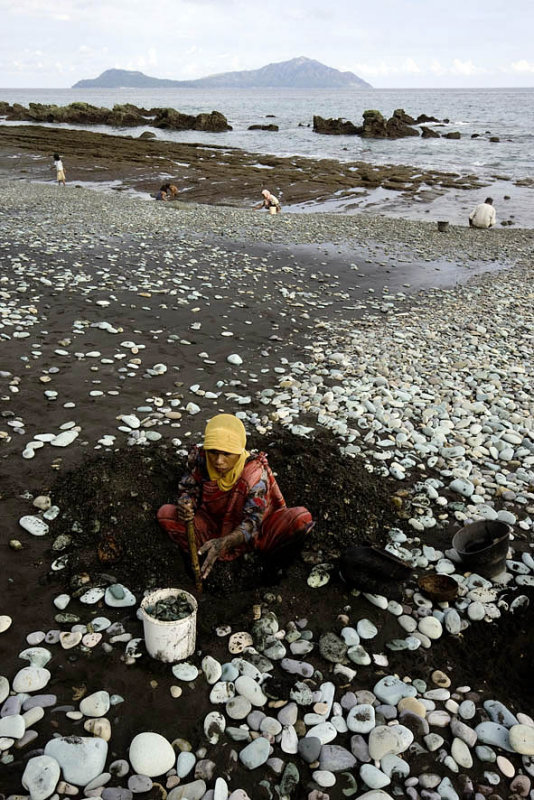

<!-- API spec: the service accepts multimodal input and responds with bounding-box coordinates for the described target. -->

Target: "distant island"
[72,57,372,90]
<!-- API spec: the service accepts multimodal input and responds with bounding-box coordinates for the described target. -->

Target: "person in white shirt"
[255,189,281,214]
[469,197,496,228]
[53,153,66,186]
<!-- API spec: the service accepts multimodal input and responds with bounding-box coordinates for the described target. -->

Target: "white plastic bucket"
[140,588,198,663]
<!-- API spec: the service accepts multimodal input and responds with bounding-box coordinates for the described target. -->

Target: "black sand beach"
[0,165,533,799]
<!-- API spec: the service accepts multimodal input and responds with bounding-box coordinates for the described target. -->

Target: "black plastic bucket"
[452,520,510,578]
[437,220,450,232]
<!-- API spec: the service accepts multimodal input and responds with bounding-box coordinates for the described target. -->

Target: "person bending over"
[255,189,281,214]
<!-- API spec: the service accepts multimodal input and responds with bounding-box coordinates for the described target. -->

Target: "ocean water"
[1,86,533,224]
[1,86,533,177]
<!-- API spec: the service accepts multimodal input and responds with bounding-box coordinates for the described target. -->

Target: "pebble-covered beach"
[0,180,533,800]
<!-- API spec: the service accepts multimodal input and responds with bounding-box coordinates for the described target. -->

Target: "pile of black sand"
[50,427,404,596]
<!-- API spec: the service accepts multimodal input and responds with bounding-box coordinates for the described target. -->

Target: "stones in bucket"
[144,593,193,622]
[141,588,198,662]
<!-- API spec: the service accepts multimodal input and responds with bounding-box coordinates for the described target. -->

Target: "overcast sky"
[1,0,533,89]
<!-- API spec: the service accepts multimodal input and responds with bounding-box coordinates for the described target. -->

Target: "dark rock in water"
[392,108,417,125]
[361,110,388,138]
[313,115,361,135]
[195,110,232,132]
[361,109,419,139]
[248,124,279,131]
[445,131,461,139]
[490,136,500,142]
[421,126,440,138]
[386,109,419,138]
[416,113,440,124]
[138,131,156,139]
[3,101,232,132]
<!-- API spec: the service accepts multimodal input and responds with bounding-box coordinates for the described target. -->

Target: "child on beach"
[53,153,66,186]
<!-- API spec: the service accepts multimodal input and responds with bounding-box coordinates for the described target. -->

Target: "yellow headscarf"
[204,414,250,491]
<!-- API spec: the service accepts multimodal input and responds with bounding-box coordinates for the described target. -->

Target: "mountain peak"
[73,57,372,90]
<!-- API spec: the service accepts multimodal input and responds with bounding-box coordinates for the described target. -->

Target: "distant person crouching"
[53,153,66,186]
[160,182,179,199]
[255,189,281,215]
[155,188,168,201]
[469,197,496,228]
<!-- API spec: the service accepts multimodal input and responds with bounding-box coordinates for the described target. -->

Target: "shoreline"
[1,122,533,227]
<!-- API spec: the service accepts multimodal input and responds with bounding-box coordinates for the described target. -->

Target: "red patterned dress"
[157,446,313,560]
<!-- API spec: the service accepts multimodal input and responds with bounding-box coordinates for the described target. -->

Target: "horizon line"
[1,84,533,91]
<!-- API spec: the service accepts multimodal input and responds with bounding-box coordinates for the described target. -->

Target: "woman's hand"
[176,495,195,523]
[198,529,245,579]
[198,538,228,579]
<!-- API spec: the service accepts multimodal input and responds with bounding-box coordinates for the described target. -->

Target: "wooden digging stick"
[186,519,203,593]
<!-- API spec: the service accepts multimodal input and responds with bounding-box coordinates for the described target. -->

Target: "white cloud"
[403,58,420,74]
[510,59,534,73]
[351,58,421,77]
[450,59,486,76]
[352,61,397,77]
[430,60,446,76]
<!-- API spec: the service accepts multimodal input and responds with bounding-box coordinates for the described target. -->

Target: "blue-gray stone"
[247,710,266,730]
[176,750,196,778]
[475,745,496,762]
[374,676,417,705]
[319,744,356,772]
[1,696,22,717]
[102,789,133,800]
[360,763,391,789]
[298,736,321,763]
[350,734,371,762]
[483,700,518,728]
[22,694,57,712]
[381,754,410,779]
[44,736,108,786]
[239,736,271,769]
[22,755,61,800]
[220,663,239,682]
[475,721,513,751]
[438,776,460,800]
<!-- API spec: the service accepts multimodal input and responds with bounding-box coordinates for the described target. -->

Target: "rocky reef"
[313,108,446,139]
[0,101,232,132]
